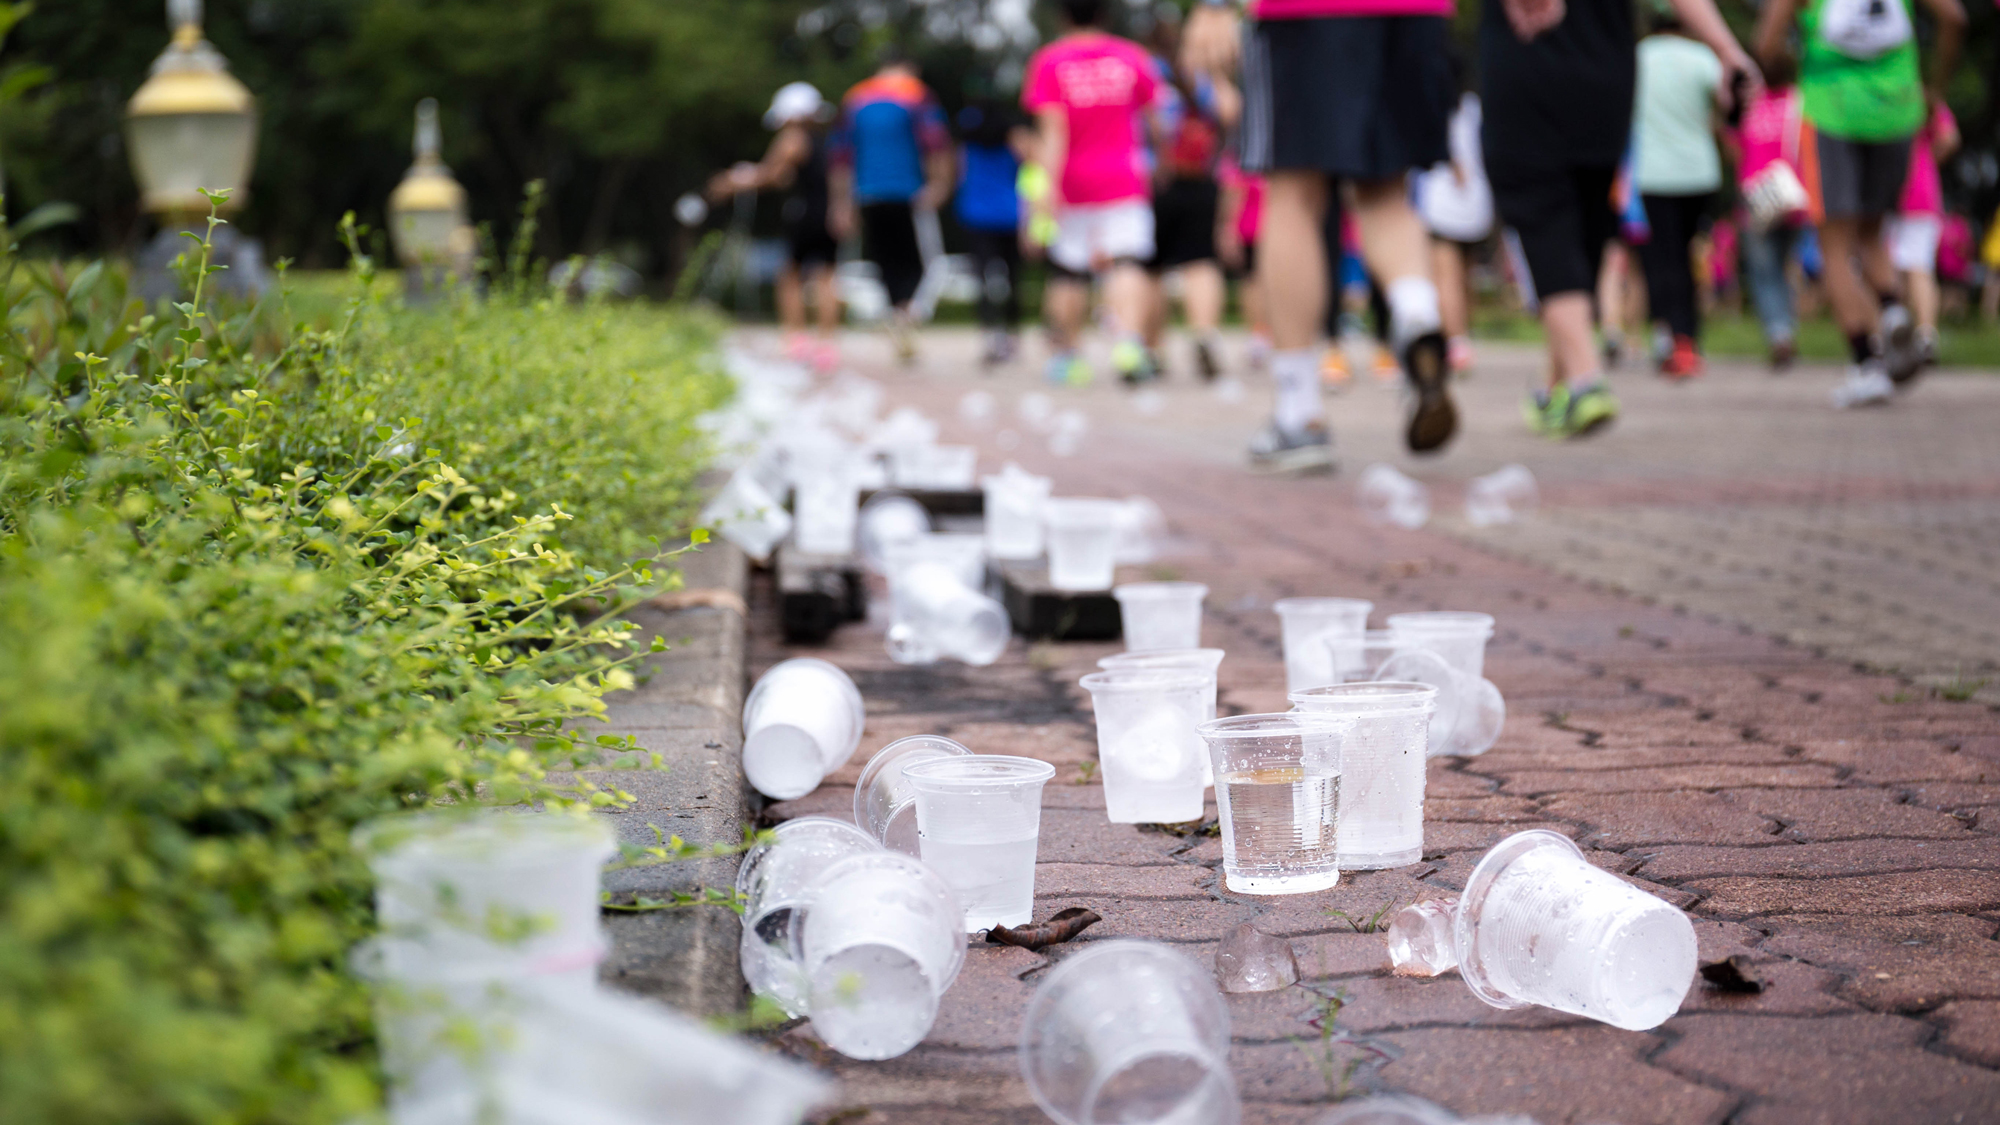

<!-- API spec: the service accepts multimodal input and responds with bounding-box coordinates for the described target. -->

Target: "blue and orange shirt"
[831,72,951,205]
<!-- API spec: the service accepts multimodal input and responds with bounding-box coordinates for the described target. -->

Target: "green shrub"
[0,210,727,1123]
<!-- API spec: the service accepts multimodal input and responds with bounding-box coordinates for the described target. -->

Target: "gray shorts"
[1814,133,1913,220]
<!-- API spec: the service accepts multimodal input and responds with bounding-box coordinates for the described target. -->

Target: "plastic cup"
[1386,611,1495,681]
[1366,649,1464,759]
[1450,675,1506,758]
[1287,683,1435,871]
[1314,1094,1463,1125]
[799,851,967,1059]
[741,658,866,800]
[885,561,1010,666]
[855,735,975,856]
[1019,940,1239,1125]
[1324,629,1402,684]
[734,816,882,1016]
[884,531,987,593]
[1045,498,1121,592]
[699,469,792,563]
[1197,713,1349,895]
[1464,464,1538,528]
[890,443,978,490]
[903,755,1055,932]
[857,491,931,574]
[983,467,1052,560]
[1356,463,1430,529]
[1456,830,1698,1031]
[1078,670,1212,824]
[1273,597,1374,692]
[1096,648,1225,786]
[1111,496,1168,565]
[791,452,861,555]
[1113,582,1208,653]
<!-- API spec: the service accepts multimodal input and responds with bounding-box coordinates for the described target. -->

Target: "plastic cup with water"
[903,754,1054,932]
[1019,939,1240,1125]
[983,465,1052,560]
[741,657,865,799]
[1273,597,1374,692]
[855,735,975,856]
[1045,498,1121,591]
[1197,713,1349,894]
[1078,670,1212,824]
[1287,682,1434,871]
[734,816,882,1016]
[1386,611,1495,681]
[799,851,967,1059]
[1096,648,1225,786]
[1112,582,1208,653]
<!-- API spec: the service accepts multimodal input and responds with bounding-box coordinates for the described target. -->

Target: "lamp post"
[126,0,267,301]
[387,98,473,294]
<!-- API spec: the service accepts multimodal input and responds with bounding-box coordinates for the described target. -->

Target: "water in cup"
[1217,766,1341,894]
[904,755,1054,931]
[916,835,1039,931]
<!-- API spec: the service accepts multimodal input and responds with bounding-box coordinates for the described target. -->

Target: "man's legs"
[809,265,841,335]
[1179,260,1226,379]
[776,263,806,336]
[1255,170,1335,450]
[1350,176,1453,450]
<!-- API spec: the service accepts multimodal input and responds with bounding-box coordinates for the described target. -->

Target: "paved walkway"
[744,329,2000,1124]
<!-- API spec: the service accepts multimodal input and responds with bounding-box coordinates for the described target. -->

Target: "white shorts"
[1050,200,1155,274]
[1887,214,1942,273]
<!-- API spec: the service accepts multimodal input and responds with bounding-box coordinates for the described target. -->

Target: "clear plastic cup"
[1113,582,1208,653]
[1367,649,1464,759]
[890,443,978,490]
[790,452,861,556]
[1045,498,1122,592]
[1464,463,1538,528]
[1451,675,1506,758]
[1356,463,1430,530]
[1078,670,1212,824]
[1096,648,1225,786]
[1111,496,1167,565]
[1324,628,1402,684]
[903,755,1055,931]
[698,469,792,563]
[1197,713,1349,894]
[1386,610,1495,682]
[854,735,975,856]
[1456,830,1698,1031]
[1019,940,1239,1125]
[1273,597,1374,692]
[1314,1094,1464,1125]
[799,851,967,1059]
[983,465,1052,561]
[857,491,931,574]
[1286,683,1434,871]
[1385,898,1460,978]
[884,531,988,593]
[885,561,1010,667]
[734,816,882,1016]
[741,658,866,800]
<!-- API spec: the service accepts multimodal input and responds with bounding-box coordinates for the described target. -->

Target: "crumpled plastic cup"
[1357,463,1430,530]
[734,816,882,1016]
[1079,670,1212,824]
[741,657,866,799]
[1384,611,1504,756]
[1045,498,1121,591]
[905,754,1055,931]
[1097,648,1225,786]
[1274,597,1374,692]
[1113,581,1208,653]
[1287,682,1435,871]
[884,531,987,593]
[1464,464,1538,528]
[1020,940,1240,1125]
[855,735,975,856]
[699,469,792,563]
[799,851,967,1059]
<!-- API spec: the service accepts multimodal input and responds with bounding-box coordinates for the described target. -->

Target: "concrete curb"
[589,541,752,1018]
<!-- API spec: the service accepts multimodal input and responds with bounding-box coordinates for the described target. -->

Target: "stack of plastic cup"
[855,735,975,855]
[799,851,968,1059]
[1044,498,1121,591]
[1386,612,1505,758]
[1287,682,1435,871]
[1455,830,1698,1031]
[1112,582,1209,652]
[741,658,866,800]
[1019,940,1240,1125]
[885,561,1010,666]
[1197,713,1349,894]
[698,469,792,563]
[904,755,1055,931]
[734,816,882,1016]
[1096,648,1226,786]
[1078,670,1212,824]
[857,491,931,574]
[983,464,1052,561]
[1274,597,1374,692]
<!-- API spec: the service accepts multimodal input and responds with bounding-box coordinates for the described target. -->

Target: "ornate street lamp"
[388,98,473,285]
[125,0,256,220]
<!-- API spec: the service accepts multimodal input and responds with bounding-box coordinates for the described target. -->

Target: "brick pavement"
[740,329,2000,1124]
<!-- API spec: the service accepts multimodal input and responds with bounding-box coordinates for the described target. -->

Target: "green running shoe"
[1524,384,1572,436]
[1557,382,1619,438]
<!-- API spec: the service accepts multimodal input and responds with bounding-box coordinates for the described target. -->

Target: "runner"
[955,99,1032,367]
[1888,98,1960,368]
[829,52,954,365]
[1754,0,1965,407]
[1144,7,1239,382]
[1734,51,1811,370]
[1413,50,1495,377]
[1022,0,1165,387]
[706,82,840,373]
[1633,4,1727,381]
[1216,154,1270,371]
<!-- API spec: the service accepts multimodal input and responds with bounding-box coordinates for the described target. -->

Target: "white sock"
[1271,349,1324,434]
[1385,276,1442,349]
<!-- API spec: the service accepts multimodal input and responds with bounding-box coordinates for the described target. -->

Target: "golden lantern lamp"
[388,99,472,270]
[125,0,257,220]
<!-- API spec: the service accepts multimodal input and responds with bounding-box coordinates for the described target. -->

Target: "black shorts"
[1240,15,1451,179]
[1813,133,1913,221]
[859,201,923,307]
[1150,177,1220,271]
[1492,164,1618,304]
[785,218,837,269]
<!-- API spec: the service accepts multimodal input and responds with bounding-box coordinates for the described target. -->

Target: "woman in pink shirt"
[1733,52,1808,369]
[1887,102,1960,365]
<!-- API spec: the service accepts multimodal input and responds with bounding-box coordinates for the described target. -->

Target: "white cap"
[764,82,825,129]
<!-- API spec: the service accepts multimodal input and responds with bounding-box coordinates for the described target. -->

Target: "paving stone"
[1033,894,1255,944]
[1034,809,1189,866]
[1678,958,1861,1016]
[1031,861,1212,899]
[921,944,1044,1050]
[1423,820,1579,853]
[1372,1026,1737,1124]
[1423,795,1548,823]
[1932,1000,2000,1067]
[1691,869,2000,918]
[1758,912,2000,1010]
[1498,763,1843,796]
[1796,737,2000,784]
[1634,837,2000,881]
[1718,786,1978,841]
[1542,791,1780,847]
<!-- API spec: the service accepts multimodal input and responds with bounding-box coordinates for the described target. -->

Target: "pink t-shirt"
[1022,32,1159,206]
[1899,104,1956,216]
[1735,87,1799,186]
[1251,0,1454,17]
[1219,157,1265,242]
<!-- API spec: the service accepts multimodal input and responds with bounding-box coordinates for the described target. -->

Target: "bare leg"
[1431,239,1468,338]
[1044,277,1089,353]
[1103,262,1154,341]
[1905,268,1939,333]
[1141,269,1168,349]
[776,263,806,335]
[1597,242,1627,347]
[810,266,841,334]
[1818,218,1881,338]
[1347,178,1430,290]
[1179,261,1226,335]
[1543,293,1599,390]
[1258,171,1331,350]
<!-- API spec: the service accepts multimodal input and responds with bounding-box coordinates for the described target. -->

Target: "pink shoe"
[784,333,814,363]
[811,340,841,375]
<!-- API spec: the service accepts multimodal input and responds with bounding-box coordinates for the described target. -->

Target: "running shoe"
[1371,345,1401,384]
[1558,382,1619,437]
[1046,352,1091,387]
[1195,337,1221,382]
[1523,383,1571,437]
[1768,338,1796,373]
[1111,337,1157,385]
[1880,303,1922,385]
[1916,327,1940,369]
[1660,335,1704,380]
[1602,333,1625,370]
[1831,361,1895,408]
[981,329,1016,366]
[784,332,814,364]
[1401,331,1458,454]
[1247,420,1335,474]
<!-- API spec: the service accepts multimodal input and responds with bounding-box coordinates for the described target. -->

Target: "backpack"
[1817,0,1912,61]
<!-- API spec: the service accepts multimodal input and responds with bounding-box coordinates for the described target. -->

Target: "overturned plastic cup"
[1020,940,1240,1125]
[742,657,866,800]
[735,816,882,1016]
[1198,713,1349,895]
[1045,498,1121,592]
[1287,682,1434,871]
[855,735,975,856]
[1386,611,1495,681]
[1274,597,1374,692]
[904,754,1055,931]
[984,465,1053,561]
[886,561,1010,666]
[1366,648,1464,759]
[1113,582,1208,653]
[1356,463,1430,530]
[800,851,967,1059]
[1097,648,1226,786]
[884,531,988,593]
[1079,670,1212,824]
[1456,829,1697,1030]
[1464,464,1538,528]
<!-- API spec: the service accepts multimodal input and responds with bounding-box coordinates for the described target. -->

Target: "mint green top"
[1799,0,1924,142]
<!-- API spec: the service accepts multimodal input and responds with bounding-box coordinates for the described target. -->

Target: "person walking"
[1754,0,1965,407]
[1477,0,1755,440]
[1888,98,1959,366]
[707,82,841,373]
[830,52,955,365]
[955,100,1033,367]
[1633,4,1728,381]
[1734,51,1811,369]
[1143,8,1239,382]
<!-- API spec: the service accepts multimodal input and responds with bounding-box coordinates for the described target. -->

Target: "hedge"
[0,208,729,1123]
